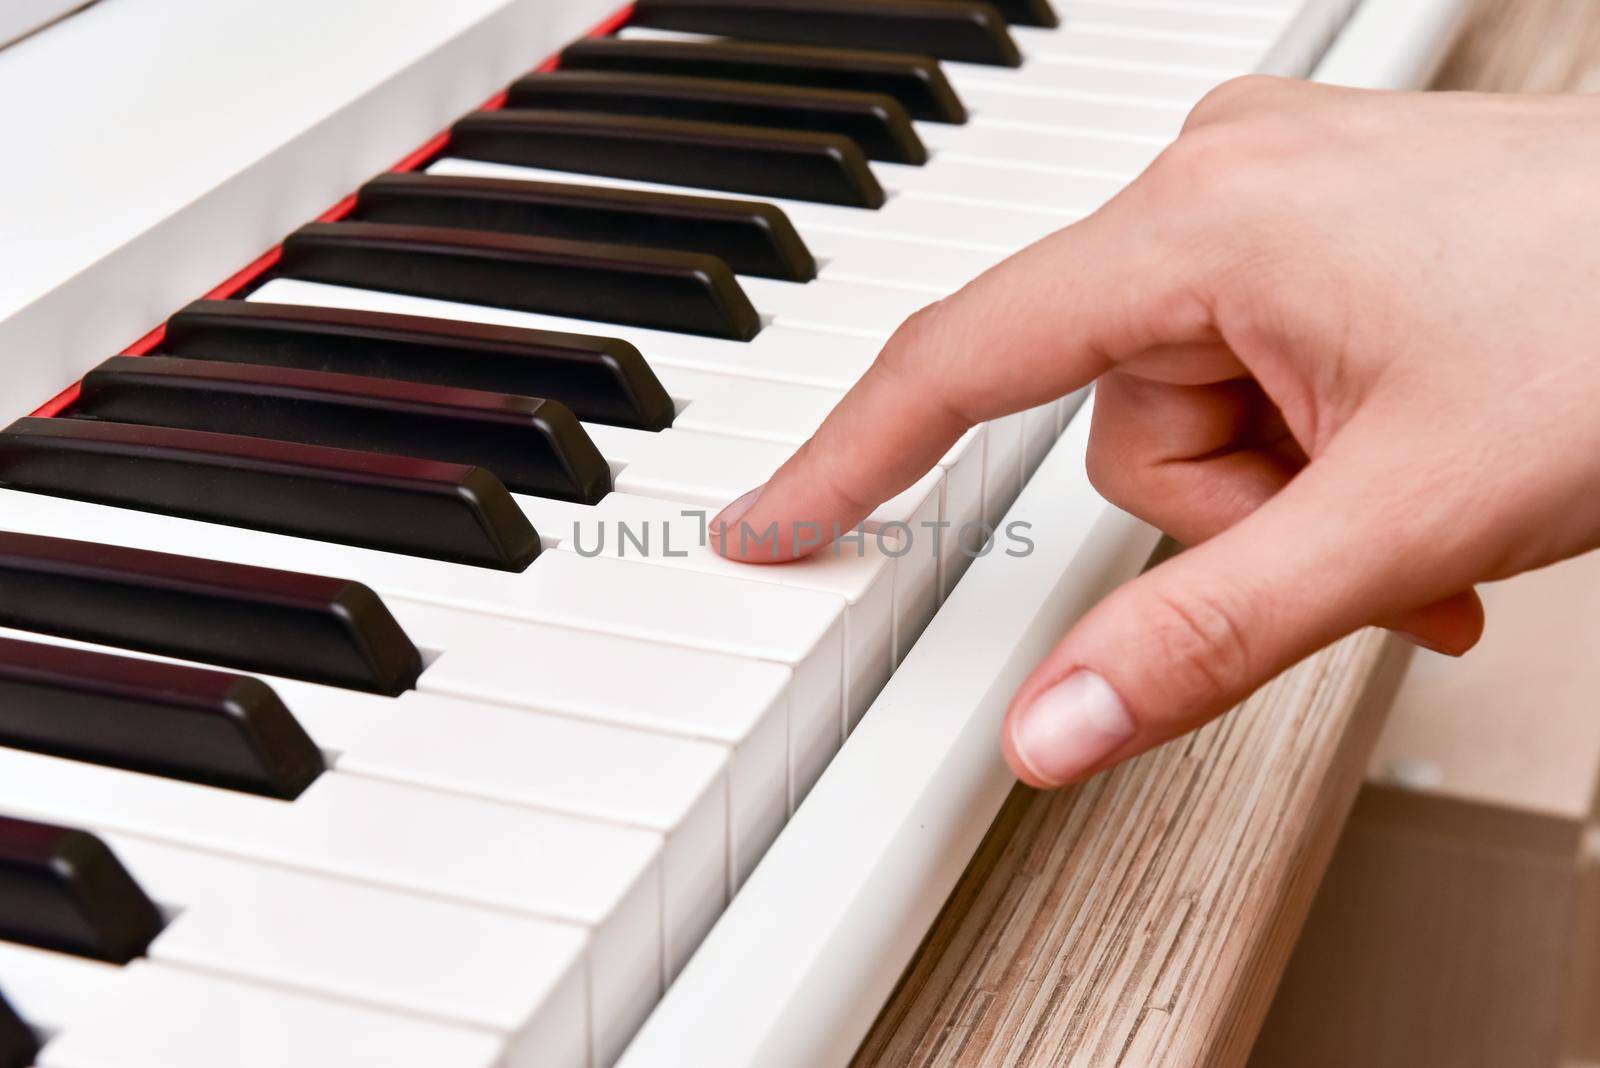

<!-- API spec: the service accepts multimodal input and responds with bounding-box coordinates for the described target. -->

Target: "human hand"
[709,77,1600,788]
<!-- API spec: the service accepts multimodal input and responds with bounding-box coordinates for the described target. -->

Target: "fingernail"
[1010,670,1136,786]
[1393,628,1451,656]
[710,484,764,537]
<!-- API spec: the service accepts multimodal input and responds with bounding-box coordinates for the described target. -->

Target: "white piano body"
[0,1,1472,1066]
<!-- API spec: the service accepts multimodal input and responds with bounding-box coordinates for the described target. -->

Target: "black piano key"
[628,0,1022,67]
[506,71,927,164]
[559,37,968,124]
[279,221,762,342]
[929,0,1055,27]
[0,991,37,1068]
[0,530,422,696]
[0,636,323,800]
[165,300,676,432]
[353,172,816,282]
[449,109,885,209]
[0,418,540,573]
[0,815,163,964]
[77,355,612,503]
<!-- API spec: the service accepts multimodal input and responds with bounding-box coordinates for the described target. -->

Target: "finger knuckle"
[1151,125,1264,208]
[881,299,950,374]
[1146,584,1257,701]
[1084,432,1141,510]
[1183,75,1293,130]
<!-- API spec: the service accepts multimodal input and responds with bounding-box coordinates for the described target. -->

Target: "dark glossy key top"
[0,990,37,1068]
[279,221,762,341]
[0,531,423,696]
[0,418,540,573]
[78,356,612,503]
[449,109,884,209]
[353,172,816,282]
[629,0,1022,67]
[166,300,674,431]
[507,71,927,164]
[0,815,163,963]
[0,636,323,799]
[560,37,967,124]
[929,0,1055,27]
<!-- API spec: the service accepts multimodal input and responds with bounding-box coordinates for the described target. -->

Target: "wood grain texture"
[1434,0,1600,92]
[853,633,1409,1068]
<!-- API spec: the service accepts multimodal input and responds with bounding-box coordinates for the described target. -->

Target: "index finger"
[711,179,1229,562]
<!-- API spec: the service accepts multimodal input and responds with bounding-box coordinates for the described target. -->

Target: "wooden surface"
[1370,552,1600,820]
[854,3,1597,1065]
[1434,0,1600,92]
[1249,787,1584,1068]
[853,633,1409,1067]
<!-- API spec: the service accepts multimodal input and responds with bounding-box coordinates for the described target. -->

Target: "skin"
[710,77,1600,788]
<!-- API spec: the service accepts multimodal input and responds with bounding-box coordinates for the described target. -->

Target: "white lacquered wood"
[0,488,821,869]
[0,0,614,423]
[0,941,121,1036]
[0,0,93,49]
[106,834,592,1067]
[0,618,732,946]
[38,961,504,1068]
[618,398,1162,1068]
[0,745,663,1061]
[393,599,788,954]
[0,941,511,1068]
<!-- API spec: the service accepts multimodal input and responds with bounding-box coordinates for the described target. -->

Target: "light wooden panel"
[853,633,1410,1067]
[1249,788,1583,1068]
[1434,0,1600,92]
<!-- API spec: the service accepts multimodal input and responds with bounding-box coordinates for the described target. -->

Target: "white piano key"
[0,942,507,1068]
[650,367,988,605]
[489,558,825,878]
[962,83,1190,139]
[1024,33,1264,74]
[0,587,783,908]
[874,156,1120,216]
[37,960,505,1068]
[0,746,664,1052]
[0,488,822,849]
[0,941,119,1037]
[243,280,964,654]
[106,834,591,1067]
[577,422,943,658]
[605,26,1190,162]
[1021,400,1061,480]
[916,121,1164,179]
[257,276,880,391]
[939,426,988,596]
[806,228,1006,294]
[520,491,893,754]
[0,619,729,934]
[659,366,846,444]
[736,275,927,339]
[1040,4,1286,40]
[425,158,1070,255]
[984,410,1025,528]
[947,55,1224,104]
[612,23,1232,105]
[248,280,991,618]
[387,601,785,944]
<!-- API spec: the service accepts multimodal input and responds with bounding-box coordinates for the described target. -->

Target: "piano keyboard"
[0,0,1402,1065]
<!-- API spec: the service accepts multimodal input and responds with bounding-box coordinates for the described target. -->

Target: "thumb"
[1002,441,1452,789]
